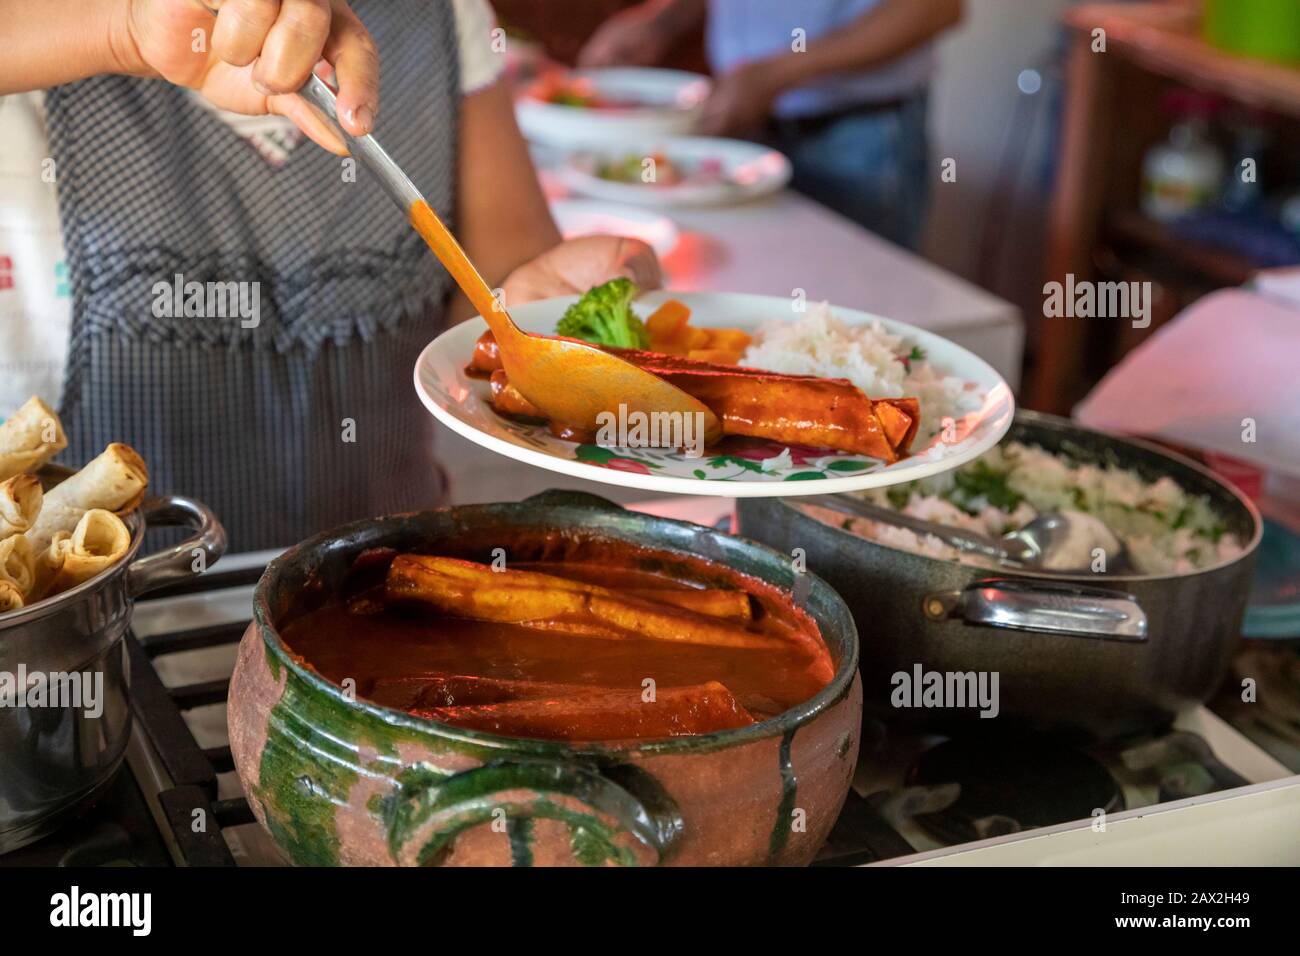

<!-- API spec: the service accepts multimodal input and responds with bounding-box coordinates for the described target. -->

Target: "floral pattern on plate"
[573,439,887,482]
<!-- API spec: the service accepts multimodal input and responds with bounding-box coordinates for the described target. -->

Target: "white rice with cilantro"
[740,303,980,442]
[823,441,1244,575]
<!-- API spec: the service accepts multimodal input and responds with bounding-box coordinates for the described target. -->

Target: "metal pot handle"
[386,759,682,867]
[127,495,229,598]
[924,578,1148,642]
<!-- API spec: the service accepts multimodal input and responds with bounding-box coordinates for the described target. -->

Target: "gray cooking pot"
[736,411,1262,736]
[0,475,226,855]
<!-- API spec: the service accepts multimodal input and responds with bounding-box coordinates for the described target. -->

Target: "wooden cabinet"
[1029,2,1300,413]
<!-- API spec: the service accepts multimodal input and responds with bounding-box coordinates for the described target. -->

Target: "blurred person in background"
[579,0,963,249]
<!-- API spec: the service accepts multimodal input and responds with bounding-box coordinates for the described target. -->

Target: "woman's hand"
[576,4,674,69]
[501,236,663,308]
[697,61,781,137]
[115,0,379,153]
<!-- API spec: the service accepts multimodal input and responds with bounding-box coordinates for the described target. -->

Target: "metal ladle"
[817,495,1135,574]
[299,74,721,441]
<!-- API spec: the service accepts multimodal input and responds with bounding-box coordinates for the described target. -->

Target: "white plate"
[549,199,680,258]
[557,137,792,207]
[515,68,710,149]
[414,292,1015,497]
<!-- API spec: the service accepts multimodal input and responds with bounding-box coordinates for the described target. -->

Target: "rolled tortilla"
[36,509,132,599]
[0,397,68,482]
[0,474,43,539]
[0,580,23,613]
[26,443,147,554]
[0,533,35,598]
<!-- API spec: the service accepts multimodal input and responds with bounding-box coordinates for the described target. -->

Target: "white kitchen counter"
[439,183,1023,506]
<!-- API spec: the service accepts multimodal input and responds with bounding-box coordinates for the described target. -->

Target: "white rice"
[830,441,1245,575]
[740,303,980,442]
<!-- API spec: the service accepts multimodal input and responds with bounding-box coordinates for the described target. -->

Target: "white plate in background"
[557,137,792,207]
[515,68,710,149]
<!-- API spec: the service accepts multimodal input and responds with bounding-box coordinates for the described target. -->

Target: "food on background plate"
[817,440,1245,575]
[467,281,921,462]
[596,151,727,189]
[529,75,641,111]
[0,396,149,612]
[282,540,834,742]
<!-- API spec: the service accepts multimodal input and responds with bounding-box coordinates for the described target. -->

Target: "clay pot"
[228,491,861,866]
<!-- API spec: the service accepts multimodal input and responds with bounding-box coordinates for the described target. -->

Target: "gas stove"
[4,500,1299,868]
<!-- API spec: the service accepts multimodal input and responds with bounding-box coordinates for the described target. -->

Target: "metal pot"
[0,488,226,854]
[228,491,862,866]
[736,411,1263,736]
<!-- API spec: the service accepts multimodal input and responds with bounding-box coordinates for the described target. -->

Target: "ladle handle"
[818,494,1021,565]
[299,72,422,212]
[299,73,503,322]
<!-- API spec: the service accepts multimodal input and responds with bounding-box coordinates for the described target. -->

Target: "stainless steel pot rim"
[252,502,861,759]
[779,410,1264,584]
[0,510,146,630]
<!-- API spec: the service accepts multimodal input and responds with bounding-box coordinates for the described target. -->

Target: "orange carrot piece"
[702,328,753,352]
[645,300,691,341]
[683,327,710,350]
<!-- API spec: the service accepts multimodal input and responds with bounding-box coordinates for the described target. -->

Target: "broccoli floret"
[555,278,649,349]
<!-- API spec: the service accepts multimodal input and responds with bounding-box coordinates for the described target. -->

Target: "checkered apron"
[43,0,459,551]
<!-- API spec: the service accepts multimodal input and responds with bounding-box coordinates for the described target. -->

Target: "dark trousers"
[766,93,931,250]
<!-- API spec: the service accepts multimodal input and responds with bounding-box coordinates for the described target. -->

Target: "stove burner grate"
[124,565,266,866]
[905,732,1126,846]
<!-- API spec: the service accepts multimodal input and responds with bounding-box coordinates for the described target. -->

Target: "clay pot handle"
[381,759,682,866]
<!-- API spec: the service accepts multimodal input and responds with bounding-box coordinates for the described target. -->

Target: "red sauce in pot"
[280,541,833,743]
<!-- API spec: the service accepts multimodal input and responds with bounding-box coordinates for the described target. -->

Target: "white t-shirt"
[0,0,503,415]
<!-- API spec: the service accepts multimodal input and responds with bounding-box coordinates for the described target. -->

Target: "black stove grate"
[127,565,264,867]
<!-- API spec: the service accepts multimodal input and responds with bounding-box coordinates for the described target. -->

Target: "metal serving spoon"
[299,74,721,441]
[816,495,1135,574]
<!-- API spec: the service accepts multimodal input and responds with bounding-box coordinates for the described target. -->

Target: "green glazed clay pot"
[228,491,862,866]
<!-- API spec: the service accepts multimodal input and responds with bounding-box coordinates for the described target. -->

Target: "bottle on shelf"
[1141,89,1225,223]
